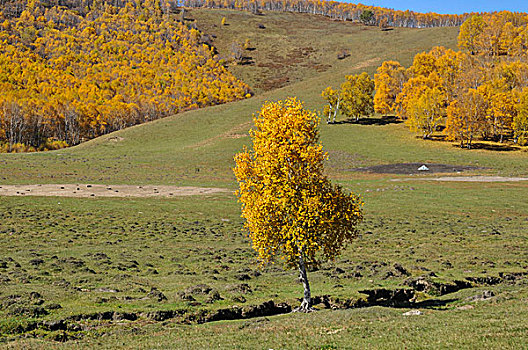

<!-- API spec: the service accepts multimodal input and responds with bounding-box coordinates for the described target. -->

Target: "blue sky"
[352,1,528,15]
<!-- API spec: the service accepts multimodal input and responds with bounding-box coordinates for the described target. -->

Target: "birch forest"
[0,0,250,152]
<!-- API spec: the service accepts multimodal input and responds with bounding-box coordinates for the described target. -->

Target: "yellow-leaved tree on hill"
[373,60,406,116]
[340,72,375,122]
[233,98,363,312]
[514,89,528,145]
[321,72,374,124]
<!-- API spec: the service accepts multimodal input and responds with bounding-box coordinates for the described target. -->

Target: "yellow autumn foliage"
[375,30,528,147]
[183,0,468,28]
[0,1,251,152]
[233,98,363,268]
[373,61,406,115]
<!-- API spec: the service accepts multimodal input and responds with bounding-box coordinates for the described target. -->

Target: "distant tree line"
[1,0,473,28]
[0,0,250,152]
[0,0,181,18]
[181,0,472,28]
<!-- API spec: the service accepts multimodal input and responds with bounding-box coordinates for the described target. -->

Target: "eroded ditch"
[2,271,526,342]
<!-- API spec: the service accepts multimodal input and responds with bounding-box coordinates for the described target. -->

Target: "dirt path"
[0,184,230,198]
[187,121,251,149]
[351,57,381,71]
[394,176,528,182]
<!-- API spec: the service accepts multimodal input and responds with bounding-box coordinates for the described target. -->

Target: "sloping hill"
[190,8,459,93]
[1,10,526,186]
[0,9,478,186]
[0,4,251,150]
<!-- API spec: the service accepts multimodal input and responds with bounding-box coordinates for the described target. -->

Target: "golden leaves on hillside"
[321,72,374,124]
[372,13,528,148]
[0,1,251,152]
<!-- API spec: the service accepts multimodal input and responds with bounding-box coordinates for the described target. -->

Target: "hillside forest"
[0,0,251,152]
[2,1,528,152]
[323,11,528,148]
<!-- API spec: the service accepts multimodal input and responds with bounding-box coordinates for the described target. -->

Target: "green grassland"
[0,8,527,349]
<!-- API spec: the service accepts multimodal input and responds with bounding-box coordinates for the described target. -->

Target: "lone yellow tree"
[233,98,363,312]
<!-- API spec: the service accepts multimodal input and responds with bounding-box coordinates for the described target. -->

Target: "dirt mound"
[351,163,483,175]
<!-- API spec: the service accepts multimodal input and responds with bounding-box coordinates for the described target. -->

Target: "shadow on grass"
[330,116,402,126]
[430,135,447,141]
[366,298,459,310]
[451,142,521,152]
[412,298,458,309]
[239,57,255,65]
[362,298,459,310]
[411,135,447,142]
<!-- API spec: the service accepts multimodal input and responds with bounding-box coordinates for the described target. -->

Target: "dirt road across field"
[0,184,230,198]
[393,176,528,182]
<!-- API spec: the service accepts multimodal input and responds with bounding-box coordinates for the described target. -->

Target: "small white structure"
[418,165,429,171]
[403,310,423,316]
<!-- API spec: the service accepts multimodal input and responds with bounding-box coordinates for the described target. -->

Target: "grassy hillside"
[1,11,526,187]
[2,10,511,187]
[0,8,527,349]
[190,9,458,94]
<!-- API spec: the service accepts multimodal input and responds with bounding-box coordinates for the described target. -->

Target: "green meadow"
[0,8,527,349]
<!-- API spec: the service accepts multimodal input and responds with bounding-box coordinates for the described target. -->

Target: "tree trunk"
[295,253,313,312]
[333,98,340,124]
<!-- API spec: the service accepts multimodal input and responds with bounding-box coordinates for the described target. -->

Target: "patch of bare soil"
[419,176,528,182]
[0,184,229,198]
[350,57,380,71]
[187,121,251,149]
[352,163,484,175]
[107,136,124,142]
